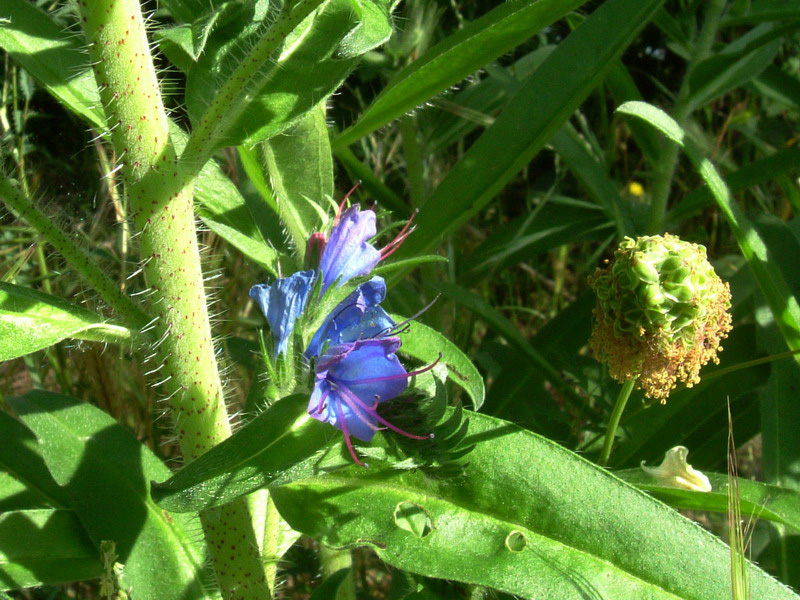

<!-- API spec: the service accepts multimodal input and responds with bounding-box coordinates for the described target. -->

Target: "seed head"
[589,234,732,401]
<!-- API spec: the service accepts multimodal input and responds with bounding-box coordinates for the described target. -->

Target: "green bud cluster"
[590,234,732,401]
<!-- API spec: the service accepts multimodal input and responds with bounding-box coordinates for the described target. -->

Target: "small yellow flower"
[627,181,645,197]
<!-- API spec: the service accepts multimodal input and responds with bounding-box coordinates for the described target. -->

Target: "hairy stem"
[180,0,327,173]
[0,174,149,329]
[77,0,270,597]
[646,0,726,233]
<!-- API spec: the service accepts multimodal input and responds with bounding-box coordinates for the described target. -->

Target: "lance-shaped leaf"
[186,0,394,149]
[152,395,341,513]
[261,104,334,259]
[0,283,133,361]
[0,410,67,512]
[8,392,212,600]
[617,469,800,533]
[334,0,588,147]
[271,409,799,600]
[389,0,663,279]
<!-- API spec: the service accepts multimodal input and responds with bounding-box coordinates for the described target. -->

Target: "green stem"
[646,0,726,233]
[319,546,357,600]
[599,377,637,466]
[181,0,328,173]
[78,1,271,597]
[0,175,150,330]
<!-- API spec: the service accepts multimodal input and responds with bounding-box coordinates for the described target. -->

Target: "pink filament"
[334,399,364,467]
[380,209,418,260]
[337,381,431,441]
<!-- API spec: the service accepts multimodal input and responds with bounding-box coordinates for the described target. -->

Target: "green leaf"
[373,255,449,277]
[551,125,636,236]
[668,146,800,221]
[186,0,393,149]
[617,470,800,533]
[0,0,105,129]
[152,394,341,513]
[309,568,351,600]
[170,122,280,275]
[389,0,663,275]
[723,0,800,26]
[333,146,409,216]
[271,409,798,599]
[752,64,800,112]
[617,101,800,357]
[0,410,67,511]
[8,392,212,600]
[686,23,783,110]
[0,283,133,361]
[262,104,334,258]
[334,0,588,147]
[390,314,485,410]
[752,214,800,492]
[159,0,228,24]
[429,281,585,410]
[461,200,612,283]
[153,24,196,73]
[0,509,101,591]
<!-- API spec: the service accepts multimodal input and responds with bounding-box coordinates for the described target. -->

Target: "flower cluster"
[589,234,732,401]
[250,202,430,465]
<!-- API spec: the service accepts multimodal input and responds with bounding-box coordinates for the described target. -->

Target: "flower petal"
[249,270,314,356]
[318,206,380,292]
[308,338,408,442]
[306,277,393,357]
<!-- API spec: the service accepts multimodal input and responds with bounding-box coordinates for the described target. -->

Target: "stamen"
[337,384,431,441]
[379,209,418,259]
[315,387,330,414]
[336,384,382,432]
[391,295,440,334]
[334,400,365,467]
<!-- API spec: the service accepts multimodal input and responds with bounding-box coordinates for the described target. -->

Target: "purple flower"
[318,206,381,293]
[249,270,314,356]
[317,205,417,293]
[308,338,429,466]
[306,276,395,358]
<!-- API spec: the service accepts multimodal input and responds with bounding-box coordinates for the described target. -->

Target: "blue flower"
[317,205,417,293]
[309,337,429,465]
[318,206,381,293]
[306,276,395,358]
[249,270,315,356]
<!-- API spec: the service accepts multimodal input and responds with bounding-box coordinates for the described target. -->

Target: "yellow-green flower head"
[589,234,732,401]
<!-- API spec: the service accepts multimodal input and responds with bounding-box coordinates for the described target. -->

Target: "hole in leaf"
[393,501,433,538]
[505,530,527,552]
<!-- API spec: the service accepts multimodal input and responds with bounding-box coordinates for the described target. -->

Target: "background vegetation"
[1,0,799,598]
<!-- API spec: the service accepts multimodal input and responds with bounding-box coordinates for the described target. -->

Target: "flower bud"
[589,234,732,401]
